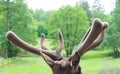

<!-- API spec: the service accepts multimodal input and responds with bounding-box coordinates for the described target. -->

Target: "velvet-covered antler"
[70,19,108,70]
[6,18,108,74]
[76,19,108,56]
[6,31,63,60]
[40,30,64,55]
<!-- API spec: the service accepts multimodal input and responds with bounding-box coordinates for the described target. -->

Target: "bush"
[113,48,120,58]
[109,48,120,58]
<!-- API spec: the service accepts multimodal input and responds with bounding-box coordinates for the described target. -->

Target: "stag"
[6,18,108,74]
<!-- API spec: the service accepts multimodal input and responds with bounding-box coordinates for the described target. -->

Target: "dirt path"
[98,58,120,74]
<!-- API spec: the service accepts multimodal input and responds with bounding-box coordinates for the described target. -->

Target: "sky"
[25,0,115,14]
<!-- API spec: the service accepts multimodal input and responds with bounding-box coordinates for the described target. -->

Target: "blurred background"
[0,0,120,74]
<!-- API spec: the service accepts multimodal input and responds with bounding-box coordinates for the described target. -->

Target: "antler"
[40,29,64,55]
[41,34,49,50]
[80,22,108,56]
[76,18,109,56]
[86,22,108,51]
[6,18,108,74]
[55,30,64,55]
[6,31,41,55]
[70,19,108,69]
[6,31,63,60]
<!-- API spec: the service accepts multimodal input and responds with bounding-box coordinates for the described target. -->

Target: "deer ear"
[71,52,80,68]
[40,51,54,67]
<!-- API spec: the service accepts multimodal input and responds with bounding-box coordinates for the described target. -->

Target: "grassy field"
[0,50,120,74]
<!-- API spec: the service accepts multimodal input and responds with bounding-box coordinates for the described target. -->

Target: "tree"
[79,0,92,25]
[37,24,48,37]
[0,0,37,57]
[103,0,120,58]
[48,5,89,56]
[33,9,52,37]
[91,0,106,21]
[79,0,107,26]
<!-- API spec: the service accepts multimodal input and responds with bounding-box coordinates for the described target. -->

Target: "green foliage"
[112,48,120,58]
[102,0,120,58]
[0,0,37,57]
[103,25,119,48]
[91,0,106,21]
[79,0,107,26]
[34,9,52,23]
[0,0,119,58]
[48,4,89,56]
[33,9,52,37]
[37,24,48,37]
[79,0,92,24]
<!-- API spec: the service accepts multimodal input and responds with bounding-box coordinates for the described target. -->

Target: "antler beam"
[6,31,41,55]
[6,31,63,60]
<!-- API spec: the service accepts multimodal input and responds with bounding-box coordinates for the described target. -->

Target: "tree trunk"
[7,0,10,31]
[6,0,12,57]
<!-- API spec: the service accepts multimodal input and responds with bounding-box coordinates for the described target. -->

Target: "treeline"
[0,0,120,57]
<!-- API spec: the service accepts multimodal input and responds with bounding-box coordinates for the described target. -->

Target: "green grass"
[81,58,104,74]
[81,57,120,74]
[81,50,120,74]
[0,51,120,74]
[0,57,52,74]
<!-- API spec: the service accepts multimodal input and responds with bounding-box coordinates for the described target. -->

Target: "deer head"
[6,18,108,74]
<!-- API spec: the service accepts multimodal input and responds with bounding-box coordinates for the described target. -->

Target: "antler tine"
[76,18,103,56]
[80,22,109,56]
[6,31,41,55]
[41,34,49,50]
[55,29,64,55]
[87,22,109,50]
